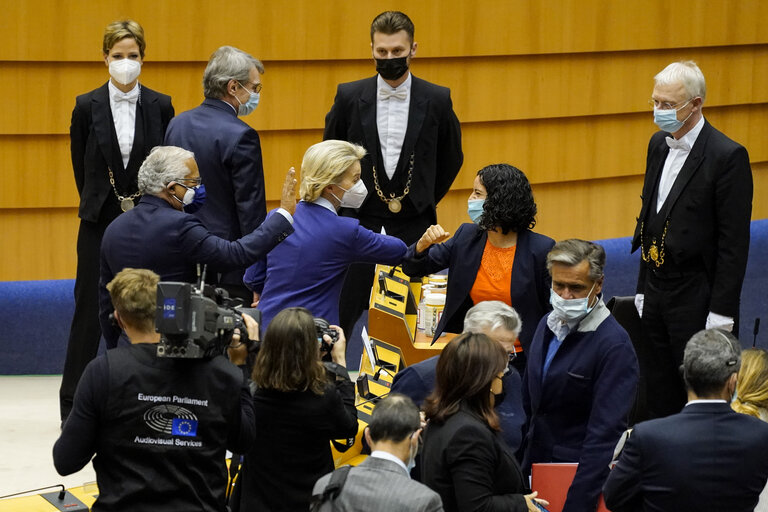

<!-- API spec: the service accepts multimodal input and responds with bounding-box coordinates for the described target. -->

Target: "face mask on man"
[549,282,597,324]
[235,82,260,116]
[376,56,409,81]
[653,98,693,133]
[170,183,207,213]
[109,59,141,85]
[332,180,368,209]
[467,199,484,224]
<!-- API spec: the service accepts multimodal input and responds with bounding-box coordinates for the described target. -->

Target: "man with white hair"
[165,46,270,302]
[391,300,526,451]
[631,61,753,419]
[604,329,768,512]
[98,145,296,348]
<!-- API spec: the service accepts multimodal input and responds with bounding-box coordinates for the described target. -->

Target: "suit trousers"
[337,212,431,339]
[641,269,710,419]
[59,201,121,419]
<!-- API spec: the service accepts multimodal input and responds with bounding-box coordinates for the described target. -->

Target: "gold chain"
[371,152,414,205]
[640,220,668,268]
[107,167,141,202]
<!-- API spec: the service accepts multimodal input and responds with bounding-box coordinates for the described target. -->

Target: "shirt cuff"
[275,208,294,225]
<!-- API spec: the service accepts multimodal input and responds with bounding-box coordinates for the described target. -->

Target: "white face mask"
[332,180,368,209]
[109,59,141,85]
[406,433,418,473]
[549,282,597,324]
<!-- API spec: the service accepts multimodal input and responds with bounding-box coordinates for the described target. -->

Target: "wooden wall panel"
[2,0,767,61]
[2,46,767,134]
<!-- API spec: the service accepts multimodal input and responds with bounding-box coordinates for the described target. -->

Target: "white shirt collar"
[675,115,705,148]
[311,197,337,214]
[685,399,727,406]
[377,72,412,94]
[370,450,409,475]
[108,80,139,101]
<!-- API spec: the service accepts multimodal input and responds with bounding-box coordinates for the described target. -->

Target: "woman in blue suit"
[245,140,436,329]
[404,164,554,370]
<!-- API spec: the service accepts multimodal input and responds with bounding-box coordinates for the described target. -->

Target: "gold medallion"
[388,198,402,213]
[120,198,135,212]
[649,244,658,262]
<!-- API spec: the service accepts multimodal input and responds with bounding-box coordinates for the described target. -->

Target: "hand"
[280,167,298,215]
[706,311,734,331]
[524,491,549,511]
[416,224,450,253]
[634,294,644,319]
[328,325,347,368]
[227,313,260,365]
[251,291,260,308]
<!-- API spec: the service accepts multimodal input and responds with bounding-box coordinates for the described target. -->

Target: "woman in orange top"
[404,164,555,371]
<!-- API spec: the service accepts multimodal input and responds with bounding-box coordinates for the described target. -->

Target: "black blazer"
[323,75,463,222]
[403,224,554,352]
[603,402,768,512]
[421,406,528,512]
[631,120,752,318]
[70,82,174,223]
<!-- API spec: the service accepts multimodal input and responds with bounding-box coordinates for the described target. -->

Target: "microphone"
[753,318,760,348]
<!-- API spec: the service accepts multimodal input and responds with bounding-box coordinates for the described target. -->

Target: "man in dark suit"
[323,11,463,336]
[61,19,174,422]
[165,46,269,302]
[523,239,638,512]
[631,61,753,419]
[604,329,768,512]
[312,394,443,512]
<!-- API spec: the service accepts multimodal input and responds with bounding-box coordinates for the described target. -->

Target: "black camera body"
[314,317,338,356]
[155,282,257,359]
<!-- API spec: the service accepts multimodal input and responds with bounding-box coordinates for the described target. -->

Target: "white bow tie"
[379,87,407,101]
[666,136,690,152]
[113,87,139,104]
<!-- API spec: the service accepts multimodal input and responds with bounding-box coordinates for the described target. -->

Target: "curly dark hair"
[476,164,537,234]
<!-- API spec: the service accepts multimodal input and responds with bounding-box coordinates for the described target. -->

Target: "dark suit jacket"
[522,303,638,512]
[421,406,528,512]
[70,82,173,222]
[323,75,462,228]
[631,120,753,318]
[98,195,293,347]
[402,224,554,352]
[165,98,267,285]
[603,402,768,512]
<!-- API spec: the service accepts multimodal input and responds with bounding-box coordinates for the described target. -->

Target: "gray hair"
[683,329,741,396]
[546,239,605,281]
[368,393,420,443]
[654,60,707,102]
[138,146,195,195]
[203,46,264,99]
[463,300,522,338]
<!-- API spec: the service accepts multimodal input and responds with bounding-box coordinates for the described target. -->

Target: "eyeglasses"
[239,80,263,94]
[177,177,202,186]
[648,97,693,110]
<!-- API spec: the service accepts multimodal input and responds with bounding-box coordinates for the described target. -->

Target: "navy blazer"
[70,82,173,222]
[98,195,293,347]
[632,120,752,318]
[324,75,462,221]
[165,99,267,285]
[402,224,554,352]
[604,402,768,512]
[522,303,638,512]
[243,201,407,328]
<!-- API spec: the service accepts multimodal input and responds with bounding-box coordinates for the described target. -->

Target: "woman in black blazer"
[405,164,554,371]
[60,19,174,423]
[235,307,359,512]
[421,332,548,512]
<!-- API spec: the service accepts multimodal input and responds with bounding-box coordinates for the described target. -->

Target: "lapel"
[659,121,712,215]
[359,77,383,169]
[396,75,429,172]
[91,82,123,172]
[639,135,669,222]
[509,230,532,305]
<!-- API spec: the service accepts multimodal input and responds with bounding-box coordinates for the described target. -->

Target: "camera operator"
[233,307,359,512]
[53,268,258,512]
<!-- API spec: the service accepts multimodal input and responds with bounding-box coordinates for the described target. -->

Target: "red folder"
[531,463,610,512]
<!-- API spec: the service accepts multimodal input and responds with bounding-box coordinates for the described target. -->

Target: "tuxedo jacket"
[631,120,753,318]
[402,224,554,352]
[323,75,463,224]
[313,456,444,512]
[603,402,768,512]
[165,99,267,285]
[70,82,174,223]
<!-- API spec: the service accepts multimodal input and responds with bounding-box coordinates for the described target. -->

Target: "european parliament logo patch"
[171,418,198,437]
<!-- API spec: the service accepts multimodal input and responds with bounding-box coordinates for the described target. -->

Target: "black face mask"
[376,56,409,81]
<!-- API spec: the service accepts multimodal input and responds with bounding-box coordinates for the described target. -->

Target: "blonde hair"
[106,268,159,333]
[299,140,366,202]
[732,348,768,419]
[103,20,146,58]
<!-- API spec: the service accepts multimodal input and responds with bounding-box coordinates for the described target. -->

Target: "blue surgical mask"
[236,82,260,116]
[171,183,207,213]
[549,282,597,324]
[467,199,484,224]
[653,98,693,133]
